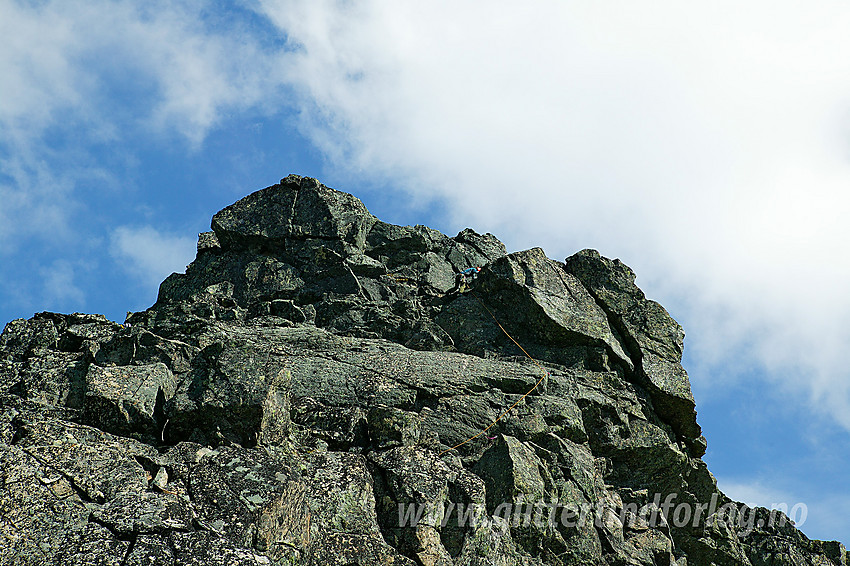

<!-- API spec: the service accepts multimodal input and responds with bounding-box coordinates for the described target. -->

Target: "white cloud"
[720,479,800,512]
[0,153,75,251]
[110,225,195,290]
[253,1,850,429]
[39,260,85,307]
[0,0,285,147]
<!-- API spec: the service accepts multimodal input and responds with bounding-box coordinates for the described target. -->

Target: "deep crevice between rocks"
[119,531,138,566]
[365,460,422,565]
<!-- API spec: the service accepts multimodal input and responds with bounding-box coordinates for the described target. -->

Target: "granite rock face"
[0,174,845,565]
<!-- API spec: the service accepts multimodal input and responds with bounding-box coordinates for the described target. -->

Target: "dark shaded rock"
[474,435,550,514]
[302,450,415,564]
[187,444,304,560]
[438,247,632,372]
[212,174,376,252]
[53,523,132,566]
[821,542,848,565]
[0,175,842,566]
[2,350,88,408]
[165,336,291,447]
[0,441,94,563]
[197,230,221,253]
[167,532,275,565]
[367,405,424,448]
[93,325,197,374]
[370,446,489,564]
[91,490,194,535]
[0,316,60,359]
[10,414,158,502]
[473,434,604,564]
[4,312,119,357]
[83,362,175,438]
[145,177,507,352]
[454,227,508,264]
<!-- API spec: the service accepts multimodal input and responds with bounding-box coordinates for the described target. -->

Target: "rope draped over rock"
[439,290,549,456]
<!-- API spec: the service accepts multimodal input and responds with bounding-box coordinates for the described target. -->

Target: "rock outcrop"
[0,174,845,565]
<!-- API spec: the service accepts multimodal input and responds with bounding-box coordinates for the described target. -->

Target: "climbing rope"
[438,290,549,456]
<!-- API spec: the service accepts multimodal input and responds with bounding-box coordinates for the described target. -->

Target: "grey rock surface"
[0,175,844,565]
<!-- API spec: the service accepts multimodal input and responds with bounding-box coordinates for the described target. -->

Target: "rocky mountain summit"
[0,174,846,565]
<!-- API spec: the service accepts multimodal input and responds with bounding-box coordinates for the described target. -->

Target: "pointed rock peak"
[211,174,377,251]
[564,249,684,361]
[454,227,507,261]
[564,249,641,304]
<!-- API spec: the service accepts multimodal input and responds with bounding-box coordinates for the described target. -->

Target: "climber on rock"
[453,266,481,294]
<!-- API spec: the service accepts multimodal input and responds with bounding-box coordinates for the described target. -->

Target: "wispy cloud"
[720,479,800,512]
[110,225,195,290]
[39,259,85,307]
[0,0,286,146]
[0,153,75,252]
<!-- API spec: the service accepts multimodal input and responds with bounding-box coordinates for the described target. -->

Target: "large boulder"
[211,174,377,252]
[83,362,176,438]
[565,249,702,449]
[164,336,292,447]
[438,247,633,372]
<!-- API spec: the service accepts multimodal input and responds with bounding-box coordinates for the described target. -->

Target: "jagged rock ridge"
[0,174,845,565]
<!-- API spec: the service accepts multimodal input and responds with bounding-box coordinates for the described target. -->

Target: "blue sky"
[2,0,850,544]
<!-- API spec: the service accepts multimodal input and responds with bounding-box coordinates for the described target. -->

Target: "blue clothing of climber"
[454,266,482,293]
